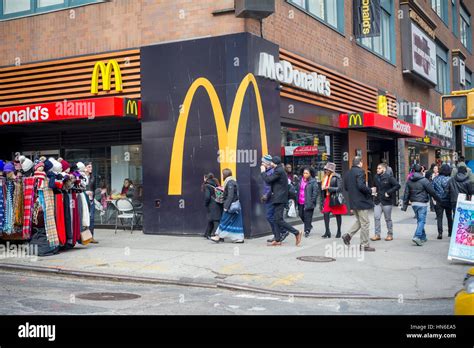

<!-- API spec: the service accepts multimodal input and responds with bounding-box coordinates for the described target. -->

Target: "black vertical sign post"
[353,0,381,39]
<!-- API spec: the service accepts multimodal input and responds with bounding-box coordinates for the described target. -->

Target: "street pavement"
[0,207,471,302]
[0,272,452,315]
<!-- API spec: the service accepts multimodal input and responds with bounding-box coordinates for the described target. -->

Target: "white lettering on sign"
[413,107,453,138]
[1,106,49,124]
[393,119,411,134]
[257,52,331,97]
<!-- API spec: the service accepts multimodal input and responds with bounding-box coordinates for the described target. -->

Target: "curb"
[0,263,453,301]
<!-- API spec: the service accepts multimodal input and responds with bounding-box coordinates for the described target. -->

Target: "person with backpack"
[261,156,303,247]
[210,169,244,244]
[295,167,318,238]
[202,173,223,240]
[432,164,453,239]
[447,165,474,214]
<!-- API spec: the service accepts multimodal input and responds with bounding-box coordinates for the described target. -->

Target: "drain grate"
[76,292,141,301]
[297,256,336,262]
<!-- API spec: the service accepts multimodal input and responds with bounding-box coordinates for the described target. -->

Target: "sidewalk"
[0,207,471,300]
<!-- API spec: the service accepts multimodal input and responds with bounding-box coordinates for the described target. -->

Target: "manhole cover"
[76,292,141,301]
[297,256,336,262]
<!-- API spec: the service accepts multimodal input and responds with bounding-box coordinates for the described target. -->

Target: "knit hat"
[271,156,282,165]
[0,160,4,171]
[49,158,63,174]
[262,154,272,165]
[76,162,86,172]
[34,162,45,171]
[21,158,34,172]
[44,159,53,173]
[3,162,15,173]
[323,162,336,173]
[60,159,70,172]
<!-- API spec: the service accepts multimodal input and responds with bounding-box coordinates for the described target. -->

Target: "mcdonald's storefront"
[0,49,143,228]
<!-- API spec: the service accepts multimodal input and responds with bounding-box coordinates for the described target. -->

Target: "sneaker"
[421,237,428,243]
[304,231,310,238]
[385,235,393,241]
[267,237,276,243]
[370,235,381,241]
[280,231,290,242]
[412,237,423,246]
[342,233,351,246]
[360,245,376,252]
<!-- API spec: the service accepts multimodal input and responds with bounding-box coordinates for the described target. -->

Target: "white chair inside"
[115,198,135,234]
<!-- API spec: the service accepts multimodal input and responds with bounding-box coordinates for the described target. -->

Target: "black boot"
[335,231,341,238]
[437,232,442,240]
[322,231,331,238]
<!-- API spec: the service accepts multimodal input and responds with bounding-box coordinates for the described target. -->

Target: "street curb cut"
[0,263,453,300]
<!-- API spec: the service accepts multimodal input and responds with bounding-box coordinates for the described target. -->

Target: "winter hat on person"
[76,162,86,172]
[0,160,4,172]
[262,154,273,165]
[21,158,34,172]
[271,156,282,165]
[44,159,53,173]
[323,162,336,173]
[60,159,70,172]
[4,162,15,173]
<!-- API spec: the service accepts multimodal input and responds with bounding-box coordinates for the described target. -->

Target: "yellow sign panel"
[377,95,388,116]
[168,73,268,195]
[90,59,123,94]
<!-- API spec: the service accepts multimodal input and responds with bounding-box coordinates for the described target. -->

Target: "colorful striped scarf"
[13,181,24,231]
[22,177,36,239]
[4,180,15,234]
[38,188,59,247]
[0,178,5,231]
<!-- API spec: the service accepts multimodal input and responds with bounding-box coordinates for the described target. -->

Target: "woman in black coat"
[202,173,223,239]
[295,168,318,238]
[447,165,474,210]
[320,162,347,238]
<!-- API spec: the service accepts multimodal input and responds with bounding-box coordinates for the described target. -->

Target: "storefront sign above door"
[413,107,453,138]
[0,97,141,126]
[257,52,331,97]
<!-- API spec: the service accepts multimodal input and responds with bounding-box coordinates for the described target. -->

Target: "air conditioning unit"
[235,0,275,19]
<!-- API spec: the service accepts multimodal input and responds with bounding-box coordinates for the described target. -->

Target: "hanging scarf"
[72,192,81,245]
[322,174,333,197]
[55,193,66,246]
[13,180,24,231]
[0,178,5,231]
[22,177,36,240]
[38,188,59,247]
[79,192,90,228]
[4,180,15,234]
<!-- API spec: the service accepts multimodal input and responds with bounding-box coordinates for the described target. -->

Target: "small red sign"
[293,146,319,157]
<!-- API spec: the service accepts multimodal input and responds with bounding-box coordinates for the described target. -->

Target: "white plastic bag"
[288,199,297,218]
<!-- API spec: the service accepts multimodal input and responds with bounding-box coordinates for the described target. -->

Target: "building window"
[0,0,103,20]
[288,0,344,33]
[356,0,395,63]
[431,0,449,24]
[436,44,450,94]
[452,0,458,37]
[466,68,472,89]
[460,4,472,51]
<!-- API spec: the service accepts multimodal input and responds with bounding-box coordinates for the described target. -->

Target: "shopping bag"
[288,199,298,218]
[80,229,93,245]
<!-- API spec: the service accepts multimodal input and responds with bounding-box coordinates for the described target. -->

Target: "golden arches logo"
[126,100,138,115]
[90,59,123,94]
[349,113,363,127]
[168,73,268,195]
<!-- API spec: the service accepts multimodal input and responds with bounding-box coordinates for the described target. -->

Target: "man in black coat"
[342,156,375,252]
[261,156,303,246]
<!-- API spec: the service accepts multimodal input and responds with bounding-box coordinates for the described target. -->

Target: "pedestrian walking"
[432,164,453,239]
[84,161,98,243]
[341,156,375,252]
[320,162,347,238]
[370,163,400,242]
[211,169,244,244]
[202,173,223,240]
[447,165,474,212]
[402,164,441,246]
[451,156,474,183]
[261,156,303,247]
[381,158,393,177]
[295,167,318,238]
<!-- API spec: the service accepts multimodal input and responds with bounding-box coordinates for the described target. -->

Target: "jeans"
[298,204,314,233]
[374,203,393,236]
[273,203,298,242]
[347,209,370,247]
[205,220,219,237]
[434,204,453,236]
[265,202,276,236]
[412,205,427,240]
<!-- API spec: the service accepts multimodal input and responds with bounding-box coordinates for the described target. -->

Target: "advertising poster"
[448,198,474,263]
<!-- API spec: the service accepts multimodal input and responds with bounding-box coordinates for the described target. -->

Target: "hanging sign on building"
[257,52,331,97]
[353,0,381,39]
[414,107,453,139]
